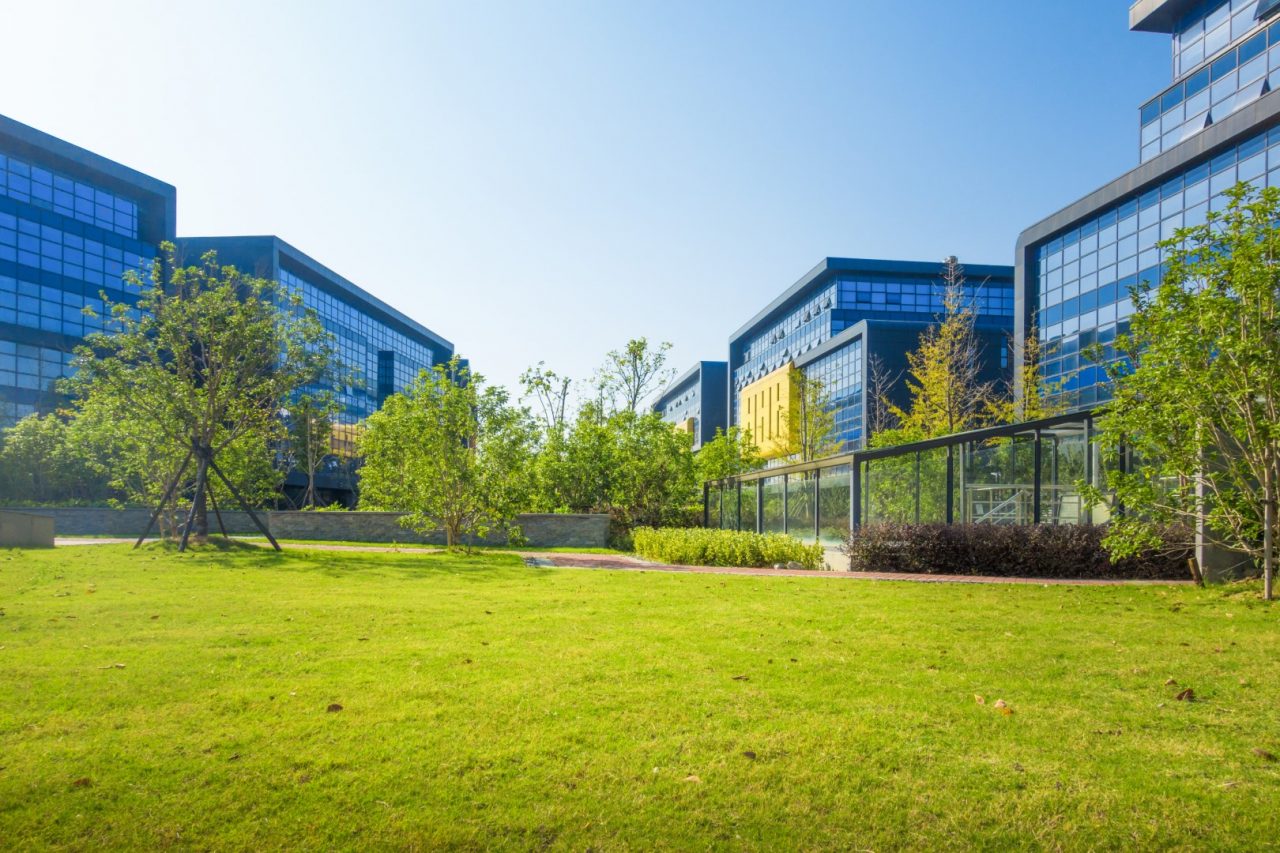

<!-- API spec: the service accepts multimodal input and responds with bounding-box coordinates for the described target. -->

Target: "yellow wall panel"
[738,363,795,459]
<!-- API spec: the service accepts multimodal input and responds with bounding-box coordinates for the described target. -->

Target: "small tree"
[285,393,342,508]
[865,353,901,439]
[786,368,838,461]
[0,413,106,503]
[520,362,573,436]
[1085,183,1280,599]
[359,358,536,547]
[600,338,675,413]
[991,314,1068,424]
[65,244,333,549]
[878,257,994,445]
[695,426,763,484]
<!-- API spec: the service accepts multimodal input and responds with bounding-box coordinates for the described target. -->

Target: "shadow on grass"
[133,539,542,583]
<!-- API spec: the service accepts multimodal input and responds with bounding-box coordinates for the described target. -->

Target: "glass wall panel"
[740,480,758,533]
[865,454,917,523]
[787,472,817,541]
[1042,424,1089,524]
[918,448,950,523]
[961,437,1034,524]
[761,476,785,534]
[707,487,721,529]
[721,485,739,531]
[818,464,851,545]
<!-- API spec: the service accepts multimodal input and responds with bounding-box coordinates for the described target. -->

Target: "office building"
[1017,0,1280,410]
[728,257,1015,458]
[651,361,728,451]
[0,115,175,427]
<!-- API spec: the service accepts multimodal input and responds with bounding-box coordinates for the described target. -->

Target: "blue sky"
[1,0,1169,398]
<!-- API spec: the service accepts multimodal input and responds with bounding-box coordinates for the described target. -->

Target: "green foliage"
[633,526,824,569]
[62,244,333,536]
[1083,183,1280,596]
[786,369,839,461]
[285,393,342,509]
[359,357,537,547]
[0,413,108,503]
[529,406,697,530]
[695,426,763,484]
[844,522,1191,579]
[598,337,674,413]
[876,258,995,447]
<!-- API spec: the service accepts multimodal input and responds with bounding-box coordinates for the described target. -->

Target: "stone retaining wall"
[267,511,609,548]
[10,507,610,548]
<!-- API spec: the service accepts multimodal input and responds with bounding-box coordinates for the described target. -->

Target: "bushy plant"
[633,527,825,570]
[842,523,1191,580]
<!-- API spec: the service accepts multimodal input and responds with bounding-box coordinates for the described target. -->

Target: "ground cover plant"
[844,523,1193,579]
[633,527,824,569]
[1,544,1278,849]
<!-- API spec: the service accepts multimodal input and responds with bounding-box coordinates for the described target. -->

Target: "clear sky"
[1,0,1169,399]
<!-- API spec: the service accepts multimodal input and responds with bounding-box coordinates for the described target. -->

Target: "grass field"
[2,543,1278,849]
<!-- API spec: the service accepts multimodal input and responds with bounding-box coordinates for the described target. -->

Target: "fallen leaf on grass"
[1175,688,1195,702]
[1164,677,1177,686]
[731,675,749,681]
[974,695,985,705]
[742,751,757,760]
[100,663,125,670]
[326,703,343,713]
[71,777,92,789]
[994,699,1013,716]
[683,775,702,784]
[1253,748,1277,762]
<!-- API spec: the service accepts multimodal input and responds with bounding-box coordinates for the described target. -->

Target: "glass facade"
[1036,127,1280,408]
[799,338,864,451]
[279,265,440,424]
[1142,15,1280,161]
[730,260,1013,455]
[1171,0,1268,78]
[0,136,160,427]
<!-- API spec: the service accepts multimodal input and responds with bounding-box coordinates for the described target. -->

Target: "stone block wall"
[0,510,55,547]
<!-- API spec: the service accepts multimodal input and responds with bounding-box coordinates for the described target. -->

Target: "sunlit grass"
[1,544,1277,849]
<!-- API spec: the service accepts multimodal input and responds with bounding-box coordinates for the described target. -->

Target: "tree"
[695,426,763,484]
[1085,183,1280,599]
[359,358,536,548]
[284,393,342,508]
[0,413,106,503]
[519,362,573,436]
[865,353,901,439]
[64,244,333,549]
[785,368,838,462]
[877,257,994,446]
[600,338,674,413]
[991,314,1068,424]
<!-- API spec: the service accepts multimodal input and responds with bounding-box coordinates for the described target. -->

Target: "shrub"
[633,527,825,570]
[841,523,1192,580]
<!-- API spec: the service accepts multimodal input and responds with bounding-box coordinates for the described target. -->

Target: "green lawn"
[2,544,1278,850]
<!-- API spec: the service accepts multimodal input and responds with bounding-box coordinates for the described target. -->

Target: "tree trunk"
[1265,469,1274,601]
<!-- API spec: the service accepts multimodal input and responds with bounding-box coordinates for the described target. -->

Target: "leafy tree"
[608,410,698,529]
[785,368,838,461]
[990,314,1068,424]
[695,426,763,484]
[1084,183,1280,599]
[359,358,536,548]
[64,244,333,547]
[520,362,573,436]
[600,338,674,413]
[284,393,342,508]
[876,257,994,446]
[0,413,106,503]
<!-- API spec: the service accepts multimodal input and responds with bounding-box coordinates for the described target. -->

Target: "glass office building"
[651,361,728,451]
[1018,0,1280,410]
[176,236,455,424]
[728,257,1014,457]
[0,115,175,427]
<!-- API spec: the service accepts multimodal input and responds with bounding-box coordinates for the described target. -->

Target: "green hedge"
[633,527,825,570]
